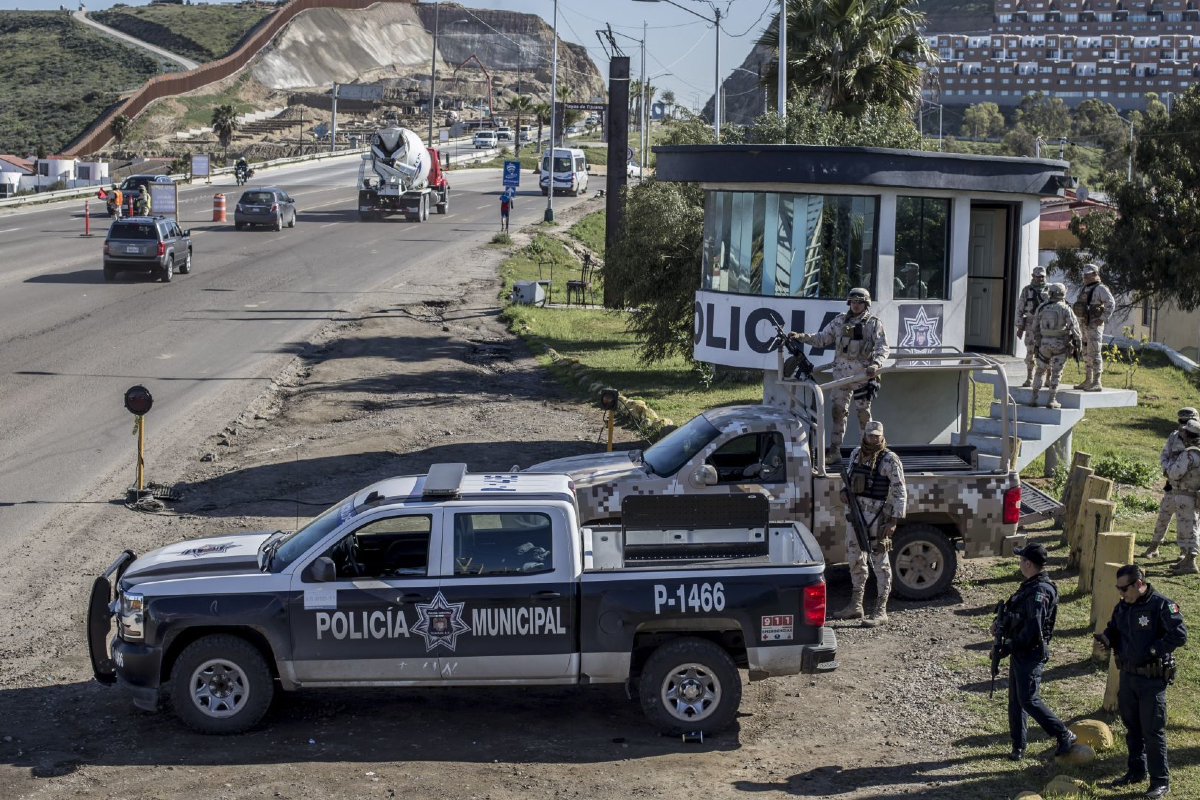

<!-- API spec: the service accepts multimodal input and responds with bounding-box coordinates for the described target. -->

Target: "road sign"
[626,147,637,164]
[502,160,521,188]
[335,84,384,101]
[439,129,450,143]
[190,153,209,177]
[149,183,178,219]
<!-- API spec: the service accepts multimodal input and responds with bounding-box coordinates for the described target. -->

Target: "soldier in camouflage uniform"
[1143,408,1199,562]
[1072,263,1115,391]
[1016,266,1049,388]
[834,420,907,626]
[1164,418,1200,575]
[1028,283,1082,410]
[789,287,889,463]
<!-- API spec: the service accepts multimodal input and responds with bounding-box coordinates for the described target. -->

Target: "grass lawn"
[950,350,1200,797]
[0,11,160,155]
[567,210,605,254]
[92,4,272,63]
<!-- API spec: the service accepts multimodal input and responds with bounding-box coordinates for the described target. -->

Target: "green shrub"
[490,232,512,245]
[1116,489,1162,516]
[1092,453,1159,487]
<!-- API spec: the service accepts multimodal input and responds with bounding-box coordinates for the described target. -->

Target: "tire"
[890,523,958,600]
[169,634,274,734]
[287,211,296,228]
[160,260,173,283]
[179,250,191,275]
[437,188,448,214]
[235,222,244,231]
[542,188,549,197]
[103,265,115,281]
[273,215,283,232]
[638,637,741,736]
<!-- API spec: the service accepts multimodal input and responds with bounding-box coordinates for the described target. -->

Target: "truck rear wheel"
[437,188,448,214]
[638,637,740,736]
[890,524,957,600]
[170,634,274,734]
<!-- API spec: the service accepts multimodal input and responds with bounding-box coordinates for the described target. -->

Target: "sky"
[0,0,776,112]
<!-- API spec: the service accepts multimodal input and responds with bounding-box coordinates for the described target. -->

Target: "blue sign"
[502,160,521,188]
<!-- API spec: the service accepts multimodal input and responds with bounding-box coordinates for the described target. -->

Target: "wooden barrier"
[1068,475,1113,569]
[1059,454,1094,541]
[1091,561,1126,659]
[1078,498,1117,592]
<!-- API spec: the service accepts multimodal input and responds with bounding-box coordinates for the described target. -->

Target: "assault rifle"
[990,600,1011,699]
[838,463,873,555]
[767,319,815,383]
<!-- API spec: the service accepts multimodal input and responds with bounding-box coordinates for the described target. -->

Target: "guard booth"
[653,144,1071,446]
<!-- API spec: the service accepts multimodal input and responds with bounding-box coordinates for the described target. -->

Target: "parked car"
[473,130,498,149]
[103,216,192,282]
[496,127,514,141]
[234,188,297,231]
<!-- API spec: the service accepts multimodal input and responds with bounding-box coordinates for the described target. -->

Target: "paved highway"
[0,156,586,546]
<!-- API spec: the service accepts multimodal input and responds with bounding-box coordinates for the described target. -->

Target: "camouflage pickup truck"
[529,354,1025,600]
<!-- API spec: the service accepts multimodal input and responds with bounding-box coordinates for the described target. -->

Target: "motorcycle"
[235,165,254,186]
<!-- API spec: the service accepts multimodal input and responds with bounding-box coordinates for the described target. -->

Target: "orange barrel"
[213,193,227,222]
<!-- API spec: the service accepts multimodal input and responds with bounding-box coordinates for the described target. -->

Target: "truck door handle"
[529,590,562,602]
[398,593,428,603]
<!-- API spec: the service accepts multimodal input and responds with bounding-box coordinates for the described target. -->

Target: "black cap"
[1014,542,1048,567]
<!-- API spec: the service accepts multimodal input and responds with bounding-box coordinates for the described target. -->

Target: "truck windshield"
[269,494,359,572]
[642,414,722,477]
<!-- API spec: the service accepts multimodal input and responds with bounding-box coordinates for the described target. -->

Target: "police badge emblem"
[413,591,471,652]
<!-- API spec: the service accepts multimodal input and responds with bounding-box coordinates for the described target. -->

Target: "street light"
[633,0,723,140]
[546,0,559,222]
[777,0,786,121]
[427,13,470,147]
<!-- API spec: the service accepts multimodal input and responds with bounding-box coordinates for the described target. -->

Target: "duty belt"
[1115,653,1177,683]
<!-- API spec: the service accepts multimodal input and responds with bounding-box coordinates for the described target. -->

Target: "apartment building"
[928,1,1200,109]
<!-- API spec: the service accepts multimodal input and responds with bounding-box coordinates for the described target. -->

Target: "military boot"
[1073,368,1091,390]
[1170,552,1199,575]
[1086,374,1104,392]
[863,598,888,627]
[1046,388,1061,409]
[1021,366,1033,388]
[832,587,865,620]
[826,444,842,465]
[1027,375,1042,408]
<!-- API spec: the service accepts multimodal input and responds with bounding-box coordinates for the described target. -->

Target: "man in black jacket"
[1095,564,1188,798]
[996,542,1076,760]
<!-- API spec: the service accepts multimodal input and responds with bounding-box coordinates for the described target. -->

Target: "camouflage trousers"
[1171,492,1200,555]
[1033,343,1070,390]
[846,496,893,597]
[1021,329,1037,371]
[1084,324,1105,376]
[1151,493,1177,547]
[828,360,873,448]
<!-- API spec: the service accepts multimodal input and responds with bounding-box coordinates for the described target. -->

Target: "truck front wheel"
[890,524,957,600]
[638,637,741,736]
[170,634,274,734]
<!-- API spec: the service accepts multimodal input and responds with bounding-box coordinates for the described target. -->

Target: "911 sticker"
[761,614,794,641]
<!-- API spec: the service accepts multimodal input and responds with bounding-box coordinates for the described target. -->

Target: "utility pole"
[330,83,337,154]
[427,0,439,147]
[777,0,786,123]
[714,7,722,140]
[545,0,559,223]
[641,20,647,182]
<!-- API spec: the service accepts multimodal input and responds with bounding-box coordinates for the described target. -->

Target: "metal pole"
[641,21,647,182]
[136,415,145,492]
[938,104,943,150]
[428,0,439,147]
[777,0,786,120]
[545,0,558,222]
[330,84,337,155]
[714,8,721,140]
[1126,118,1133,182]
[607,409,614,452]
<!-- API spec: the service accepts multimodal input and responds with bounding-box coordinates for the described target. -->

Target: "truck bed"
[581,522,824,571]
[836,443,978,473]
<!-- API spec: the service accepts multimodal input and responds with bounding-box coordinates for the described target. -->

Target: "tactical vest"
[1174,446,1200,492]
[849,452,890,501]
[1021,284,1048,316]
[1038,302,1070,337]
[837,314,873,359]
[1072,283,1101,323]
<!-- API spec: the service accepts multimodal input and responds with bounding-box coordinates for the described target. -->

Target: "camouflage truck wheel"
[890,523,957,600]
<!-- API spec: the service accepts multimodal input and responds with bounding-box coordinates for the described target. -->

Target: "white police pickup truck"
[87,465,836,735]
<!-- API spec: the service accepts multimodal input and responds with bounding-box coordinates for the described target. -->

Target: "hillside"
[0,11,160,157]
[91,4,273,64]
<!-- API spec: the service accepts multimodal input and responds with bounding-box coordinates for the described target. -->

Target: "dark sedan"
[234,188,297,231]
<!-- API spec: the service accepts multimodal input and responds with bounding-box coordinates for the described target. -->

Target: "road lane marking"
[0,227,22,234]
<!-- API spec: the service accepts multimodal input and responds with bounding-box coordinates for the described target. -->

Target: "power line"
[725,0,775,38]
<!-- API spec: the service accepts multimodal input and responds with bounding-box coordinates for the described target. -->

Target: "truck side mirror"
[305,556,337,583]
[692,465,718,487]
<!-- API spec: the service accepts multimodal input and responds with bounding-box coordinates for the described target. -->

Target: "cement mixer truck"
[358,126,450,221]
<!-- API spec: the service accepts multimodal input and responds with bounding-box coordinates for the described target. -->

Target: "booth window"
[894,196,951,300]
[703,190,877,298]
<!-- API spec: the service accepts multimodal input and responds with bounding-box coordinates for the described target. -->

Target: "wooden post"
[1068,475,1113,569]
[1060,451,1092,504]
[1078,498,1117,592]
[1097,532,1136,573]
[1065,462,1094,544]
[1091,560,1125,652]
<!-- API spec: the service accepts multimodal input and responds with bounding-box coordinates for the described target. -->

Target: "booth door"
[966,206,1011,351]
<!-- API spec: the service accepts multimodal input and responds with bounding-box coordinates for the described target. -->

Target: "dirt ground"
[0,201,1024,799]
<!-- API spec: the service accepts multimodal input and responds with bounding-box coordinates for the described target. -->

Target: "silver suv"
[103,216,192,282]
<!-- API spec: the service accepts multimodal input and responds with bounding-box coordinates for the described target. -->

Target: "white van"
[473,130,498,149]
[539,147,588,196]
[519,125,532,141]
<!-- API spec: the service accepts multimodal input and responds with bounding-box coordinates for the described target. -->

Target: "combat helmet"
[1183,419,1200,439]
[847,287,872,308]
[1048,282,1067,300]
[1032,266,1047,281]
[1179,407,1199,423]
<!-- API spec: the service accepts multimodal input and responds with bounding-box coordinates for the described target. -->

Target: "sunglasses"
[1115,582,1136,593]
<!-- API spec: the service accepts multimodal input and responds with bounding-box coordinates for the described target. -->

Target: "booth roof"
[653,144,1070,197]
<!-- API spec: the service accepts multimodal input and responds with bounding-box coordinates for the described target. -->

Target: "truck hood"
[526,450,649,487]
[122,531,277,584]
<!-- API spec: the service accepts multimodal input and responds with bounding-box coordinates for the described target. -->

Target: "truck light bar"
[422,463,468,498]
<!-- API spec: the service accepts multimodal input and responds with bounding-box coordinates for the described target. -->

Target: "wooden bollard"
[1061,462,1094,542]
[1097,532,1136,572]
[1091,561,1125,652]
[1078,498,1117,592]
[1069,475,1113,569]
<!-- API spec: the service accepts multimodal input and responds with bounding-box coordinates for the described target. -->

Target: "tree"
[1000,123,1037,157]
[760,0,936,116]
[211,104,239,163]
[1058,86,1200,313]
[961,102,1005,140]
[1013,91,1070,139]
[110,114,132,147]
[508,94,534,155]
[661,89,676,119]
[532,101,551,148]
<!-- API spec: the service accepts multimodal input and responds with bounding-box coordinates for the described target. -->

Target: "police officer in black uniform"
[995,542,1077,760]
[1095,564,1188,798]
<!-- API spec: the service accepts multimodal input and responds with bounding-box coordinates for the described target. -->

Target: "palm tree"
[760,0,936,116]
[508,94,535,155]
[110,114,132,147]
[211,104,239,163]
[661,89,676,119]
[533,101,552,148]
